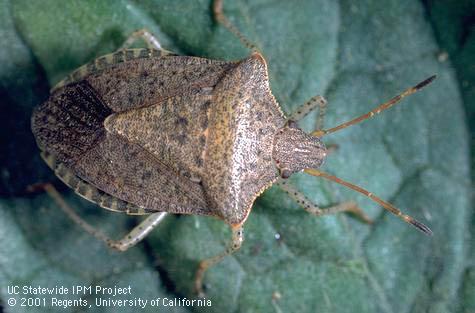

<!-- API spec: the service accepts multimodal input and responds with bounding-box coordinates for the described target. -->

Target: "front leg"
[194,224,244,297]
[288,95,327,130]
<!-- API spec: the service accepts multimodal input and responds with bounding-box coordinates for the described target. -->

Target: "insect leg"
[43,183,167,251]
[52,29,174,92]
[213,0,258,51]
[316,96,328,131]
[121,28,163,50]
[288,95,327,129]
[194,225,244,297]
[276,179,373,224]
[107,212,168,251]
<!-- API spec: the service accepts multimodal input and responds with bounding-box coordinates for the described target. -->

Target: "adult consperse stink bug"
[31,0,435,296]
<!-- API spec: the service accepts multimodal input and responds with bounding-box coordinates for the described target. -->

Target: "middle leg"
[276,179,373,223]
[194,224,244,297]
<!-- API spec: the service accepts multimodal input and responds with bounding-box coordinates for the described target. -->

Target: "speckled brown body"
[31,48,324,226]
[31,7,435,296]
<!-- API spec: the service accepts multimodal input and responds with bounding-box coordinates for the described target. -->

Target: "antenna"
[312,75,437,137]
[304,168,432,235]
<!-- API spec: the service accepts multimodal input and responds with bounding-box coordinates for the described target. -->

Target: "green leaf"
[1,0,472,313]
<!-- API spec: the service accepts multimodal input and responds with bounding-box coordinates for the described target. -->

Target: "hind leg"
[41,183,168,251]
[121,28,163,50]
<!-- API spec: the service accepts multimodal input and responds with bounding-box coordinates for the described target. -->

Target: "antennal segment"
[304,168,433,235]
[312,75,437,137]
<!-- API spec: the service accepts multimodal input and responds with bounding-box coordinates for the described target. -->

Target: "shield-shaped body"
[32,48,286,226]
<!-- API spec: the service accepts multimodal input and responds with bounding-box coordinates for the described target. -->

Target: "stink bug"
[31,0,434,296]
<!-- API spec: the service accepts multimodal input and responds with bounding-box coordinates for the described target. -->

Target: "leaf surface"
[0,0,472,312]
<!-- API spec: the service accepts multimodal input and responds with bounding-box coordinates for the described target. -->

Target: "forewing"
[32,80,211,216]
[52,48,175,92]
[86,55,236,112]
[104,88,213,181]
[74,132,210,216]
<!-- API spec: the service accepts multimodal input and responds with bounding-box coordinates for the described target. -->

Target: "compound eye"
[280,168,292,179]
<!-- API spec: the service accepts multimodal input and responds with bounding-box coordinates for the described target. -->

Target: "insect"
[31,0,435,296]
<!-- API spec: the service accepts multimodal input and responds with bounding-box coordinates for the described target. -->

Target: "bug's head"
[271,76,437,236]
[272,121,327,179]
